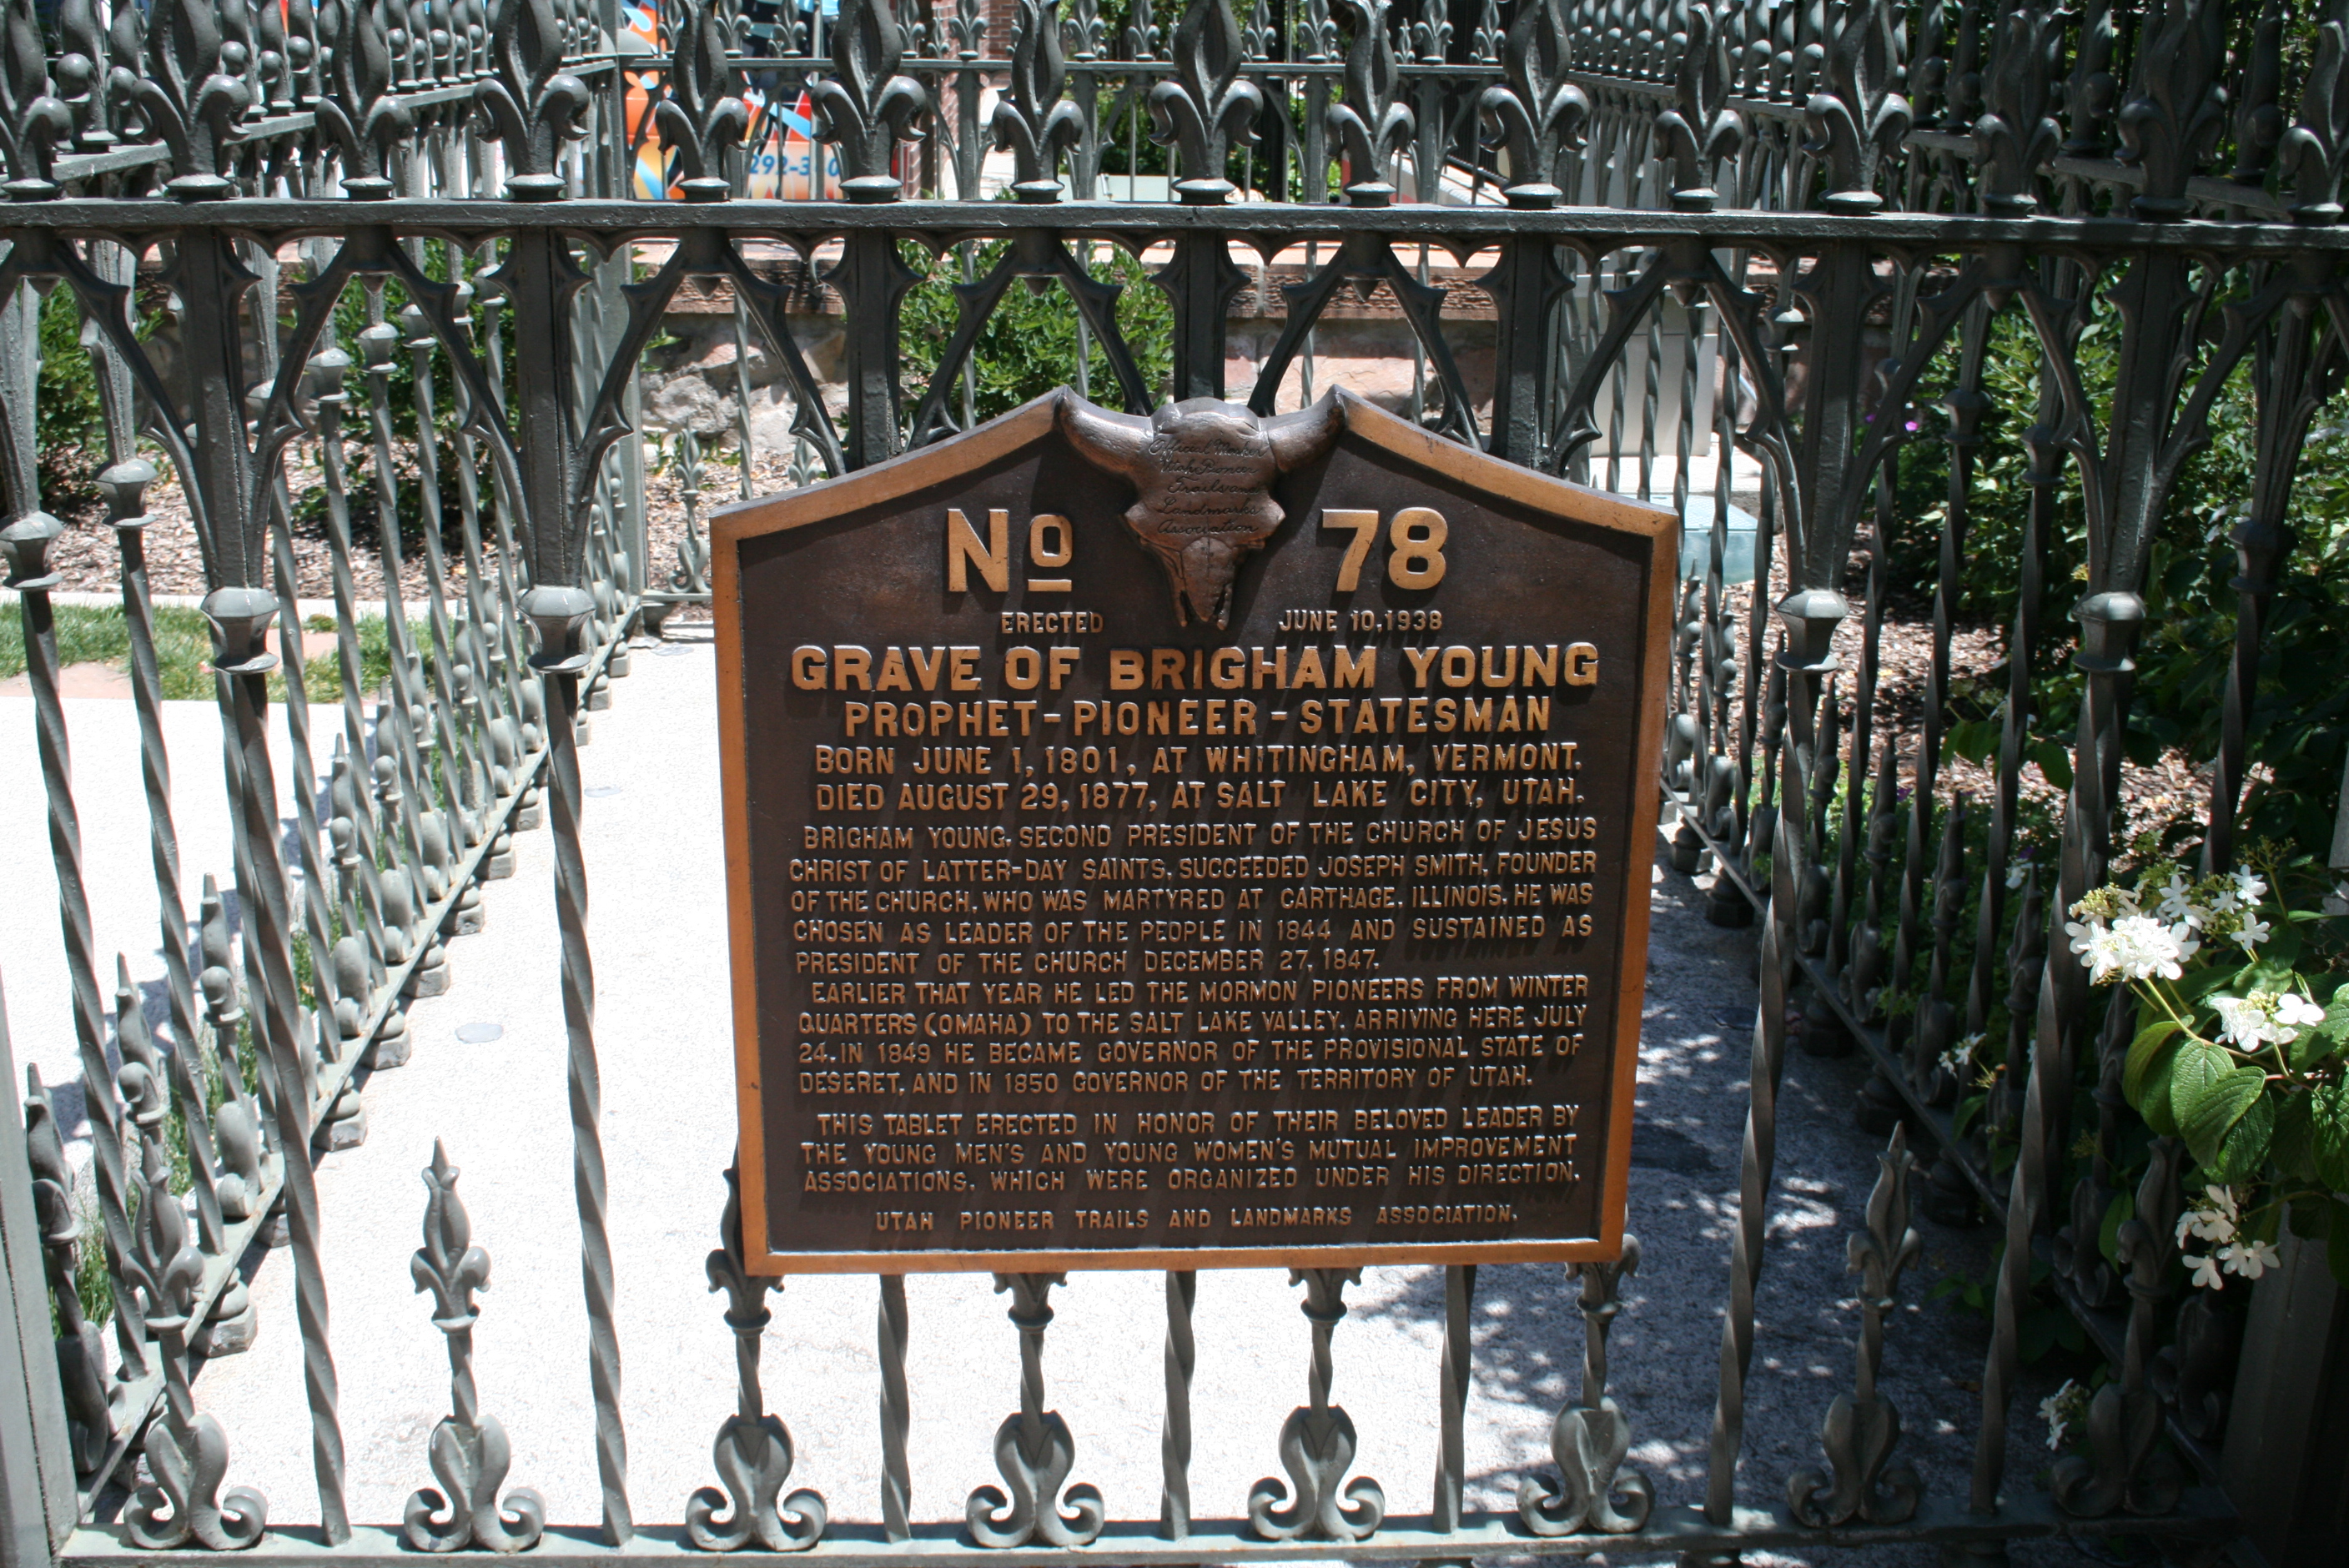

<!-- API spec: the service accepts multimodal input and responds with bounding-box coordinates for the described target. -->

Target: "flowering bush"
[2039,1378,2088,1451]
[2078,865,2349,1289]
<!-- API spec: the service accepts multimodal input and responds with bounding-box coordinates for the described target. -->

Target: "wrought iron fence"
[0,0,2341,1559]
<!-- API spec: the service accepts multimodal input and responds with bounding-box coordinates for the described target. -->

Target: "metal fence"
[0,0,2340,1559]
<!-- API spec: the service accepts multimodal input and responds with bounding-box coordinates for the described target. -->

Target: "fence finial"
[968,1273,1102,1547]
[687,1165,826,1551]
[1148,0,1263,203]
[1250,1268,1383,1541]
[405,1141,546,1553]
[1522,1239,1652,1534]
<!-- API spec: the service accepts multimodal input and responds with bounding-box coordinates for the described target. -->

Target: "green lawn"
[0,601,393,704]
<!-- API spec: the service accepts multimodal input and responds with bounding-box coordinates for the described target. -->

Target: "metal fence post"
[0,964,74,1568]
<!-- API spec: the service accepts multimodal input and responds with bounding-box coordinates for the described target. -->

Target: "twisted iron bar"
[1703,596,1836,1529]
[878,1274,911,1541]
[1159,1269,1196,1540]
[23,1067,111,1472]
[217,597,351,1543]
[0,515,148,1388]
[542,656,632,1545]
[1431,1264,1474,1531]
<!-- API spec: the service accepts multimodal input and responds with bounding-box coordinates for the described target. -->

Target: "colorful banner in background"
[621,0,843,200]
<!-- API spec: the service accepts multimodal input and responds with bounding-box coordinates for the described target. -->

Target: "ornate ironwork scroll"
[687,1168,824,1551]
[966,1274,1102,1548]
[1522,1239,1652,1535]
[1249,1269,1382,1543]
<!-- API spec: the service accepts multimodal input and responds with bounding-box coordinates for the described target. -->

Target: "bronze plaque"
[712,390,1672,1274]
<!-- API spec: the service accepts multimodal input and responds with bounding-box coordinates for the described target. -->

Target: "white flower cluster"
[2066,907,2194,983]
[2175,1184,2281,1289]
[2210,989,2324,1053]
[2039,1378,2086,1451]
[2067,867,2276,987]
[1939,1031,1989,1081]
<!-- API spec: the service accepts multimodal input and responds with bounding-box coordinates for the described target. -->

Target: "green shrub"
[900,238,1173,425]
[33,285,112,513]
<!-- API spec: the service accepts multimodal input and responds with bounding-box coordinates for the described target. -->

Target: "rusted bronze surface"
[712,391,1673,1273]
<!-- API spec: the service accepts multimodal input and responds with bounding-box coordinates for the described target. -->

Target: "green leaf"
[2028,740,2074,790]
[2289,1192,2333,1241]
[2294,982,2349,1072]
[2311,1078,2349,1192]
[2212,1092,2276,1184]
[2180,965,2237,1005]
[2098,1190,2132,1267]
[2274,1093,2320,1184]
[2170,1041,2266,1171]
[2123,1019,2182,1110]
[1948,717,1999,766]
[1953,1093,1983,1142]
[2245,920,2304,986]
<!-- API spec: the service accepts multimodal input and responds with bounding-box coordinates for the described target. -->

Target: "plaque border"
[711,389,1677,1275]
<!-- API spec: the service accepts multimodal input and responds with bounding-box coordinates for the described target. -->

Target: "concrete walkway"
[0,630,2081,1567]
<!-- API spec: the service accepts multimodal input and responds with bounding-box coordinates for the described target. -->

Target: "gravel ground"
[0,634,2116,1567]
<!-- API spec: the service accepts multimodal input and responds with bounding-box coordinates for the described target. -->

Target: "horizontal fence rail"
[0,0,2343,1560]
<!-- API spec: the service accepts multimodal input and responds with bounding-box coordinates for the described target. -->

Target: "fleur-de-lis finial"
[993,0,1083,199]
[2059,0,2117,157]
[1411,0,1451,66]
[1521,1239,1652,1535]
[1147,0,1264,204]
[1476,0,1587,208]
[254,0,292,109]
[1124,0,1164,58]
[2113,0,2227,219]
[2227,0,2287,188]
[0,0,73,198]
[284,0,321,104]
[1067,0,1108,60]
[123,1071,268,1551]
[1653,0,1743,210]
[1971,0,2059,216]
[655,0,749,200]
[1468,0,1501,64]
[54,0,112,150]
[1327,0,1411,205]
[1295,0,1339,64]
[112,0,254,199]
[405,1141,546,1553]
[1788,1125,1924,1527]
[2279,3,2349,223]
[810,0,924,199]
[411,1141,490,1329]
[474,0,591,199]
[944,0,988,58]
[316,0,415,197]
[688,1166,826,1550]
[1802,0,1910,212]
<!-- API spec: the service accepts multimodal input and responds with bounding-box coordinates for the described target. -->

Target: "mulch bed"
[41,445,809,624]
